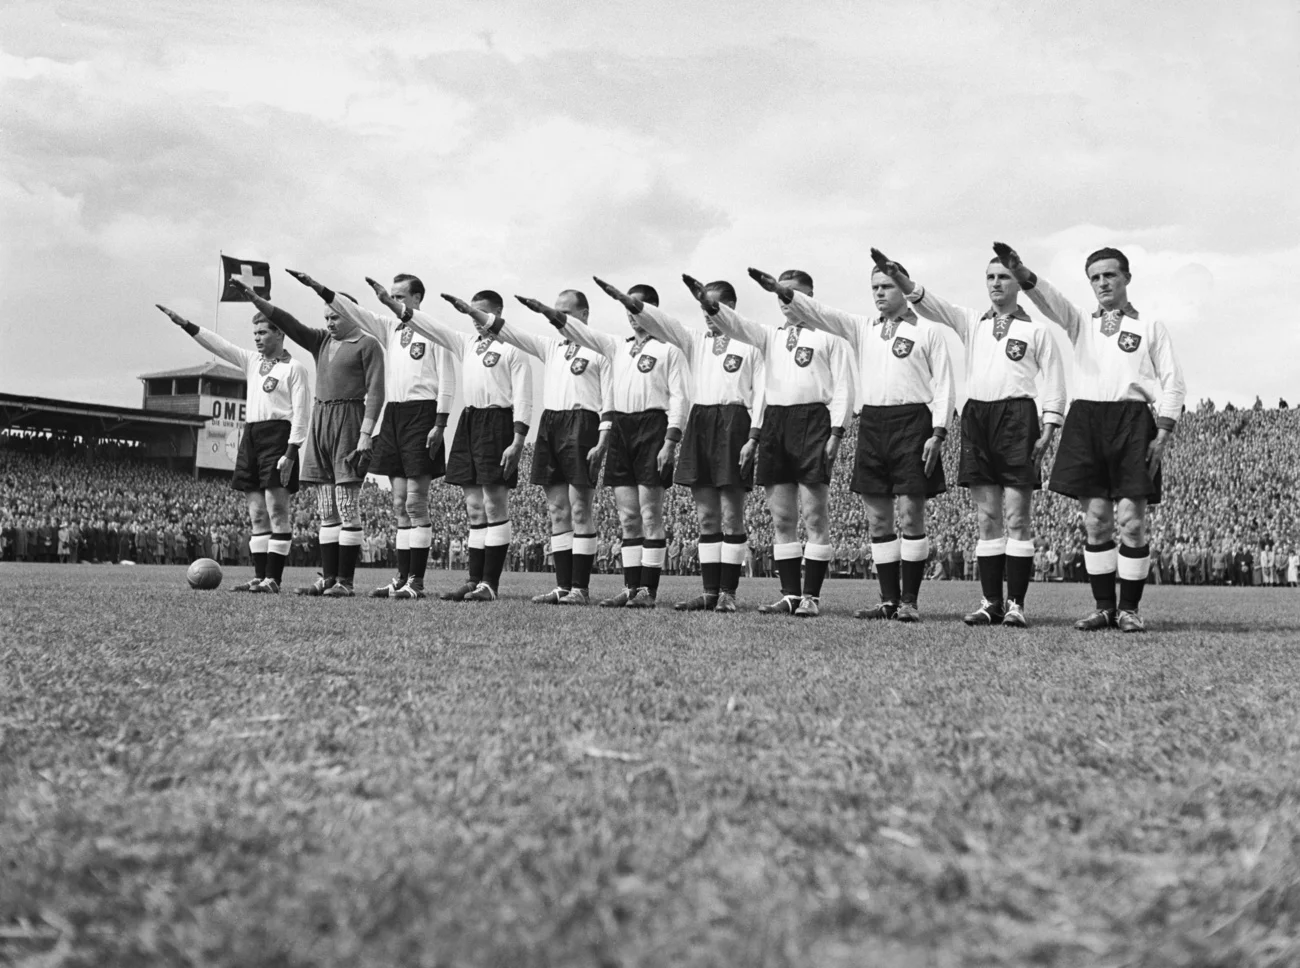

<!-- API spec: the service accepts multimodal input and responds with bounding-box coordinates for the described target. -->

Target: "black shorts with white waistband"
[605,410,671,488]
[372,399,444,479]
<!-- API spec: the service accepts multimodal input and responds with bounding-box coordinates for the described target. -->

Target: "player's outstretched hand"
[276,452,296,488]
[738,438,757,477]
[155,305,191,328]
[748,267,794,303]
[227,277,254,298]
[365,277,403,316]
[441,293,473,316]
[593,276,643,316]
[286,269,325,295]
[682,274,720,315]
[923,434,943,477]
[516,295,567,330]
[870,248,905,279]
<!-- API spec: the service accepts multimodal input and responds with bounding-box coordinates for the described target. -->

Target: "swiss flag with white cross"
[220,255,272,302]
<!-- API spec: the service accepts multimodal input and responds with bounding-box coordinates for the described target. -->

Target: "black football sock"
[554,549,574,591]
[1118,543,1151,611]
[976,537,1007,604]
[337,531,362,584]
[642,537,666,595]
[320,541,340,581]
[900,534,929,605]
[1085,541,1118,610]
[872,534,901,603]
[396,527,411,584]
[620,536,643,591]
[774,540,803,598]
[467,523,487,582]
[572,532,598,591]
[1005,538,1036,605]
[267,533,291,583]
[803,543,832,599]
[721,533,747,594]
[699,532,723,595]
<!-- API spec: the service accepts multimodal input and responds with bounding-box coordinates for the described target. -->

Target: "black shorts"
[446,406,518,488]
[958,397,1040,490]
[530,409,600,487]
[852,403,947,497]
[756,403,832,487]
[232,420,300,494]
[675,404,753,490]
[605,410,671,488]
[372,400,444,479]
[301,399,365,485]
[1049,400,1162,504]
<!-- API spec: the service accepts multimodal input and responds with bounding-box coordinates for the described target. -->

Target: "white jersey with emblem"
[408,309,533,422]
[707,303,853,429]
[330,297,456,410]
[492,317,614,416]
[633,304,765,423]
[1025,275,1186,425]
[784,291,953,429]
[558,316,690,430]
[192,327,311,444]
[907,285,1066,425]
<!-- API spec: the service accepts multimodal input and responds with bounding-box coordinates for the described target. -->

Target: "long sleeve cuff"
[489,315,505,335]
[320,287,336,304]
[182,322,200,336]
[1155,416,1177,433]
[434,412,450,428]
[931,427,948,441]
[665,428,682,443]
[512,421,529,437]
[1042,410,1065,427]
[906,285,925,304]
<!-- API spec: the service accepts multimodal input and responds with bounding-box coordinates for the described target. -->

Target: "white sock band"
[249,533,270,554]
[573,535,598,556]
[642,545,666,568]
[871,538,901,564]
[1085,547,1119,575]
[467,526,487,550]
[774,540,802,561]
[1117,551,1151,580]
[901,536,930,562]
[699,540,723,564]
[622,544,643,567]
[1006,538,1037,558]
[396,528,411,551]
[339,527,364,548]
[976,537,1007,557]
[267,538,291,556]
[319,524,341,545]
[551,531,573,553]
[409,526,432,550]
[803,542,833,562]
[721,540,748,565]
[486,522,511,546]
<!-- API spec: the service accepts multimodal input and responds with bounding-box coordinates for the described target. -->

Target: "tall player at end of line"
[155,304,310,593]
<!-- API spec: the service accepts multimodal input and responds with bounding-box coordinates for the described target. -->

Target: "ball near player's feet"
[187,558,222,590]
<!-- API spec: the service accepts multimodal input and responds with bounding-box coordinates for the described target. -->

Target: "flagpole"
[214,250,223,349]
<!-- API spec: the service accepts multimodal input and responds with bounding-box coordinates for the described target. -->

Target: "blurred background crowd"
[4,405,1298,586]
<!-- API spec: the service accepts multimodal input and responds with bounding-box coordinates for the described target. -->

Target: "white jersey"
[558,315,690,430]
[491,316,614,416]
[908,285,1066,424]
[784,291,953,429]
[634,304,765,425]
[1025,275,1186,427]
[705,304,851,429]
[192,327,311,445]
[408,309,532,424]
[331,297,456,410]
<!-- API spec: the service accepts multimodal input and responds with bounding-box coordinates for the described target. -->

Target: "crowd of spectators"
[5,406,1299,586]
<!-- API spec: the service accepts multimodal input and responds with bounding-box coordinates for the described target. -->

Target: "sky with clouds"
[2,0,1297,412]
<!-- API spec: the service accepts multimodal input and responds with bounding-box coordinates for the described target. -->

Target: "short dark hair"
[705,280,737,305]
[1085,247,1130,276]
[471,289,504,313]
[629,284,660,306]
[393,273,426,299]
[559,289,589,311]
[779,269,814,290]
[871,262,910,280]
[252,311,279,332]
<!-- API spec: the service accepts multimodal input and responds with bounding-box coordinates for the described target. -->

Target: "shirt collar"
[979,306,1032,322]
[260,349,293,363]
[1092,303,1140,320]
[873,308,918,326]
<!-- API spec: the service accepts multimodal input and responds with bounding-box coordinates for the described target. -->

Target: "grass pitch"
[3,564,1300,967]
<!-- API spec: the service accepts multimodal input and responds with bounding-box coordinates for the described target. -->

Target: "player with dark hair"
[155,304,310,593]
[750,262,952,622]
[604,276,764,612]
[231,276,384,596]
[366,281,533,602]
[992,242,1186,631]
[870,247,1066,627]
[488,289,614,605]
[696,269,853,617]
[286,270,456,600]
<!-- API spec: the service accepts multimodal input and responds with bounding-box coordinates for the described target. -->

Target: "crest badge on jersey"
[475,338,491,355]
[1005,338,1028,361]
[570,357,589,375]
[637,354,657,373]
[400,327,414,348]
[409,342,426,360]
[723,354,743,373]
[785,328,800,351]
[992,316,1012,341]
[879,320,898,341]
[259,359,276,376]
[1117,331,1142,353]
[891,336,915,358]
[794,346,814,368]
[564,342,579,360]
[482,351,500,368]
[262,376,279,393]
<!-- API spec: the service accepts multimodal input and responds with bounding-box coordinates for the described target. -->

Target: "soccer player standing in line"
[155,305,310,593]
[536,280,689,609]
[751,262,953,623]
[230,277,385,597]
[488,289,614,605]
[870,248,1067,627]
[604,277,764,613]
[992,242,1186,631]
[694,270,853,617]
[286,270,456,600]
[369,283,533,602]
